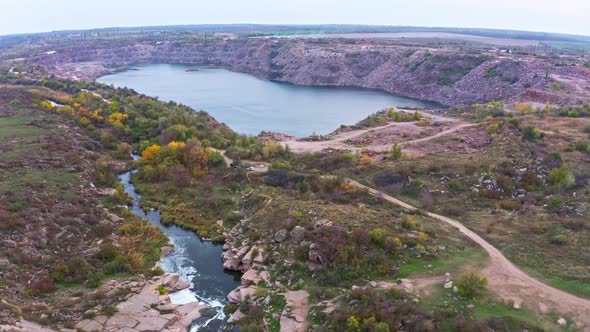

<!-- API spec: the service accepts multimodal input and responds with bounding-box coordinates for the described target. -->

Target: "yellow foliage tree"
[108,112,129,126]
[168,141,187,150]
[181,140,212,178]
[141,144,161,161]
[346,316,361,332]
[91,108,104,121]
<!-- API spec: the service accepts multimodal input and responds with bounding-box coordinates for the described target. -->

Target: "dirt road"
[278,120,476,154]
[215,148,590,328]
[346,178,590,329]
[211,148,269,172]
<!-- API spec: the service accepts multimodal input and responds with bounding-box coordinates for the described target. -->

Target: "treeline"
[33,78,291,185]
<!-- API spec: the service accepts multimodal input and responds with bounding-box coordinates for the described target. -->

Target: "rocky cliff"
[32,39,590,107]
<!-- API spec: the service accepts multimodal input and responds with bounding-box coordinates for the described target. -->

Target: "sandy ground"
[344,178,590,329]
[277,112,476,155]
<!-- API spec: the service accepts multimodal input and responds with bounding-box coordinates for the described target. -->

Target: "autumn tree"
[141,144,161,161]
[181,139,211,178]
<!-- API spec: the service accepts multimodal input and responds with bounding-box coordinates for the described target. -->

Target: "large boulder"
[290,226,305,244]
[273,229,288,243]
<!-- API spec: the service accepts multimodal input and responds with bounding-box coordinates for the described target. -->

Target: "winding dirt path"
[278,120,476,154]
[345,178,590,329]
[370,123,477,152]
[216,150,590,328]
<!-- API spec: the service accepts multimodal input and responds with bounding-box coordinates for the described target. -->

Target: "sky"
[1,0,589,36]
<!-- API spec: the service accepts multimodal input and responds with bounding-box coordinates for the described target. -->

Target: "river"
[97,64,435,137]
[119,168,240,331]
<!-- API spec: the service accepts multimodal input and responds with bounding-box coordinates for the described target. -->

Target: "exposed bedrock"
[32,39,589,107]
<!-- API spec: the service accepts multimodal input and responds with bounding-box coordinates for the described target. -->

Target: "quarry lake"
[98,64,434,137]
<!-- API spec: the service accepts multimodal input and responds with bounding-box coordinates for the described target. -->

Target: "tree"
[391,144,403,161]
[181,139,211,178]
[141,144,161,161]
[107,112,128,126]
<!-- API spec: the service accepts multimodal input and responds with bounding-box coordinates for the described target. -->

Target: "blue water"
[98,64,434,137]
[119,168,239,331]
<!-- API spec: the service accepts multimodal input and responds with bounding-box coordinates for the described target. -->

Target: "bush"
[390,144,403,161]
[546,196,564,212]
[157,285,168,295]
[448,179,462,192]
[96,242,120,261]
[548,165,575,189]
[456,273,488,298]
[101,305,118,317]
[574,142,589,152]
[498,200,521,211]
[87,271,105,288]
[401,215,418,230]
[370,228,385,246]
[522,126,540,141]
[103,256,130,275]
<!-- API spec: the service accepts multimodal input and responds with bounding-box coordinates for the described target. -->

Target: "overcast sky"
[1,0,589,36]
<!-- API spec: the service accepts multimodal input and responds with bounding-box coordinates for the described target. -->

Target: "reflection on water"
[118,169,240,331]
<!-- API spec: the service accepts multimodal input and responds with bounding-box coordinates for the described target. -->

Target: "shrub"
[456,273,488,298]
[86,271,105,288]
[96,242,120,261]
[448,179,462,192]
[101,305,118,317]
[550,152,563,162]
[522,126,540,141]
[157,285,168,295]
[498,200,521,211]
[548,165,575,189]
[103,256,129,275]
[370,228,385,246]
[401,215,418,230]
[550,234,568,245]
[390,144,403,161]
[486,121,504,134]
[508,119,521,127]
[574,142,589,152]
[51,264,69,283]
[546,196,564,212]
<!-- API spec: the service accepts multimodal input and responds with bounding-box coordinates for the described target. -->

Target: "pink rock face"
[227,285,258,303]
[74,274,207,332]
[241,269,260,286]
[280,290,310,332]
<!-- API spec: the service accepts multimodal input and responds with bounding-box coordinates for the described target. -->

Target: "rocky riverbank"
[75,273,208,332]
[221,221,310,332]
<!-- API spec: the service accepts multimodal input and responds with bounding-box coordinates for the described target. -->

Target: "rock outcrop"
[28,39,590,107]
[75,274,207,332]
[280,290,309,332]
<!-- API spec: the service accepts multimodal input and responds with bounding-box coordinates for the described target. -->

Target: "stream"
[118,166,241,331]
